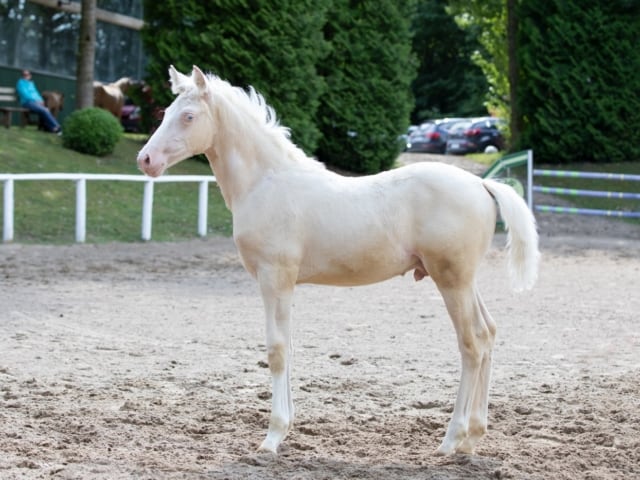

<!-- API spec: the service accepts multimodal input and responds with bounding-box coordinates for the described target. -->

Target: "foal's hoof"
[434,446,453,456]
[257,440,279,455]
[241,451,276,467]
[436,440,476,456]
[435,441,458,456]
[455,440,476,455]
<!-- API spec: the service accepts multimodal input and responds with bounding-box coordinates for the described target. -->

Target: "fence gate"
[532,170,640,218]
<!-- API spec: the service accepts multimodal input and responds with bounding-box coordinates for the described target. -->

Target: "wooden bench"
[0,86,34,128]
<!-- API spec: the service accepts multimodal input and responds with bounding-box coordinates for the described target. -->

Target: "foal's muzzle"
[137,153,163,177]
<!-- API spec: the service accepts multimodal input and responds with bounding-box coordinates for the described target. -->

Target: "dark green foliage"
[316,1,417,174]
[411,0,488,122]
[142,0,417,174]
[141,0,330,155]
[62,108,123,156]
[518,0,640,163]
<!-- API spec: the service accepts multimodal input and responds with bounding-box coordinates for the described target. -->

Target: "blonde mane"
[202,74,321,168]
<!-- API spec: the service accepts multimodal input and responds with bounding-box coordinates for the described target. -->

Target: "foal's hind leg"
[456,292,496,453]
[256,266,296,454]
[434,282,496,455]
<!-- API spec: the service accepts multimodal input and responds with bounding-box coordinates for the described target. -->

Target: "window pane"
[95,21,143,81]
[99,0,142,19]
[0,0,144,80]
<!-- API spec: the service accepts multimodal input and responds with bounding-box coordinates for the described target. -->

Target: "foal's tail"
[482,179,540,291]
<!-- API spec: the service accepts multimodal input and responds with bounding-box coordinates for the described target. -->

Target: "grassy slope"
[0,127,232,243]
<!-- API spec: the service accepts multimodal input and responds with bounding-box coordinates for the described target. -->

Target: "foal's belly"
[296,250,421,286]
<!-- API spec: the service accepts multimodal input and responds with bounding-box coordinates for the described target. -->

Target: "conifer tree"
[518,0,640,163]
[316,0,417,173]
[411,0,487,122]
[142,0,329,154]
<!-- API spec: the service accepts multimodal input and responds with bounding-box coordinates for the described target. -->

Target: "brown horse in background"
[26,90,64,130]
[42,90,64,118]
[94,77,133,118]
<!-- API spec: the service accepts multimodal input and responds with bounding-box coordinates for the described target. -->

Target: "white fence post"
[0,173,216,243]
[141,180,154,241]
[75,178,87,243]
[3,179,14,242]
[198,180,208,237]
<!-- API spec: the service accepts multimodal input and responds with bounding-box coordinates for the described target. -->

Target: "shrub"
[316,1,416,174]
[518,0,640,163]
[62,108,123,156]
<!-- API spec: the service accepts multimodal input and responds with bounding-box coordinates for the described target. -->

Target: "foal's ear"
[168,65,189,95]
[192,65,207,92]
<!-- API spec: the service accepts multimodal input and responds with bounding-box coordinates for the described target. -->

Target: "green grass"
[465,152,502,166]
[0,127,232,243]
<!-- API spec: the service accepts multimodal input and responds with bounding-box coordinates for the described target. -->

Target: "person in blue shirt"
[16,70,61,134]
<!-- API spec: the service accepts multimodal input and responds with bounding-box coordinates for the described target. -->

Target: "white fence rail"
[0,173,217,243]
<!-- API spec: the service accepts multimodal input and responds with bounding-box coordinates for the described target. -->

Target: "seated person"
[16,70,61,134]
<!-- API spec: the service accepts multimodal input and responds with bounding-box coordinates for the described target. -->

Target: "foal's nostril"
[143,154,151,166]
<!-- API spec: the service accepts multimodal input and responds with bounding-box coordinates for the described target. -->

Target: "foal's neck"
[205,88,316,210]
[205,142,273,212]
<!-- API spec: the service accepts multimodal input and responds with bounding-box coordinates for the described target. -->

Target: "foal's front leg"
[256,267,296,454]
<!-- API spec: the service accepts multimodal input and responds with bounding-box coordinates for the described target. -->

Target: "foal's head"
[137,65,214,177]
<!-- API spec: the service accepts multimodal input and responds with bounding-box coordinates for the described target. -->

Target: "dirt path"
[1,154,639,479]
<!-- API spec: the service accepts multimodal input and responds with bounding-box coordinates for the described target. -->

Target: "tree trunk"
[76,0,97,109]
[507,0,521,150]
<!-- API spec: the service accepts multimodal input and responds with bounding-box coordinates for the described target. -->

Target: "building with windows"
[0,0,144,121]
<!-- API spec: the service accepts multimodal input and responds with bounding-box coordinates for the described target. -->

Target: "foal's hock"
[137,65,540,456]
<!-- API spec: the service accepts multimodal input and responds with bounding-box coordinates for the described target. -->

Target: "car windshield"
[472,118,505,129]
[440,119,463,129]
[409,123,433,137]
[448,121,472,133]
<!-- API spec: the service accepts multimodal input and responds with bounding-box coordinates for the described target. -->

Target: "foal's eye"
[183,112,195,123]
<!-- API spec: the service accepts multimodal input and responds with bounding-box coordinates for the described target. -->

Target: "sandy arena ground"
[1,156,639,479]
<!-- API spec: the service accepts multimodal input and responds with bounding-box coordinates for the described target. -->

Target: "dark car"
[397,125,418,151]
[406,118,466,154]
[445,117,506,155]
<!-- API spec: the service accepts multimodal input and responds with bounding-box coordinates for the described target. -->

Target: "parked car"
[445,117,506,155]
[397,125,418,151]
[406,118,466,154]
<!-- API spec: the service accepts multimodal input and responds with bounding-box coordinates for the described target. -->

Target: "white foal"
[137,65,540,456]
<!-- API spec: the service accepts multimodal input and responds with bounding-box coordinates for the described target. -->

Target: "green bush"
[62,108,124,156]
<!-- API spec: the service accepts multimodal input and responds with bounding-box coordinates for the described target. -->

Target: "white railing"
[0,173,217,243]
